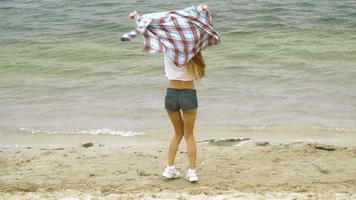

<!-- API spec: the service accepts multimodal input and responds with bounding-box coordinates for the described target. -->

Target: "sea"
[1,0,356,146]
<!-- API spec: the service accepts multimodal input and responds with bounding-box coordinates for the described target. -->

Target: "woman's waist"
[168,80,195,89]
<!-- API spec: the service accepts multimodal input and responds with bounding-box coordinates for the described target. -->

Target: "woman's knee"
[174,131,184,139]
[184,132,194,140]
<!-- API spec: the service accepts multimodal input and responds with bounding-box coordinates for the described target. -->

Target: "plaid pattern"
[121,5,221,67]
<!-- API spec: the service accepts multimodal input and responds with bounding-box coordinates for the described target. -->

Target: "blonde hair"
[187,51,206,80]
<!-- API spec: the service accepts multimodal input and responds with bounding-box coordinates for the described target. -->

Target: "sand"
[1,138,356,199]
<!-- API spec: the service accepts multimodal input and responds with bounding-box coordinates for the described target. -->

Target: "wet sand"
[1,136,356,200]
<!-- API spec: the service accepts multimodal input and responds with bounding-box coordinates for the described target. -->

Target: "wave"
[323,127,356,133]
[225,30,258,36]
[313,17,350,24]
[18,128,144,136]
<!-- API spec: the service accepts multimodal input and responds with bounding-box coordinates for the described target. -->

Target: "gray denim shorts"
[165,88,198,112]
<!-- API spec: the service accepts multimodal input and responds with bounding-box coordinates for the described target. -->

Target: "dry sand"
[1,139,356,199]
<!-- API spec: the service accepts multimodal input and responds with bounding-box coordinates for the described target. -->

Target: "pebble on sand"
[313,144,336,151]
[82,142,94,148]
[255,142,270,146]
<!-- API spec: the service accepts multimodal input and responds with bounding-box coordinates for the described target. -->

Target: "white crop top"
[164,54,193,81]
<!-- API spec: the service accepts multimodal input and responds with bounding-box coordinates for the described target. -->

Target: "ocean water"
[1,0,356,140]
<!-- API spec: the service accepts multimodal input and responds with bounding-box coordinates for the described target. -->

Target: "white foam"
[324,127,356,133]
[18,128,144,136]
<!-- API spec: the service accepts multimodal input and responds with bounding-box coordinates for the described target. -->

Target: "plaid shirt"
[121,5,221,67]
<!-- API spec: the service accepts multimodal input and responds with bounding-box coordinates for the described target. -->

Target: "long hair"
[187,51,206,80]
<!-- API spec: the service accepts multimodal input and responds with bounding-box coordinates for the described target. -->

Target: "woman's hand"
[129,11,138,19]
[200,4,209,10]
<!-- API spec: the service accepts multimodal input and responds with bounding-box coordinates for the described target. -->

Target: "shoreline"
[1,137,356,199]
[2,127,356,148]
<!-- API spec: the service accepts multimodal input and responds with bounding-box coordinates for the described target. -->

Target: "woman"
[126,4,219,183]
[162,51,205,183]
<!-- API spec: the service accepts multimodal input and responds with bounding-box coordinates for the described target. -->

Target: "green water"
[1,0,356,138]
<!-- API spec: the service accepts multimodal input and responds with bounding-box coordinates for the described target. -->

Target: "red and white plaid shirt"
[121,5,221,67]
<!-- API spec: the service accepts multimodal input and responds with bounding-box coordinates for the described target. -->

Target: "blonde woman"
[162,51,205,182]
[124,4,220,183]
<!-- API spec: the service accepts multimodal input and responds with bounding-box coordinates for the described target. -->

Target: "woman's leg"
[166,110,184,166]
[182,109,197,169]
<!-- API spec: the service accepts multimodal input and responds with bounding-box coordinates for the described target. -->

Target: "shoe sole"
[163,173,180,179]
[186,177,198,183]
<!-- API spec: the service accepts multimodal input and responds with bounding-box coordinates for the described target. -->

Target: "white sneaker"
[185,168,198,182]
[162,166,181,179]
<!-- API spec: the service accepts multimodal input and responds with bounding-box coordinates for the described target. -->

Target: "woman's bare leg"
[182,109,197,169]
[166,110,184,166]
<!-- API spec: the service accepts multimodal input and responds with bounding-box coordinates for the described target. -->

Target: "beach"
[1,0,356,199]
[1,132,356,199]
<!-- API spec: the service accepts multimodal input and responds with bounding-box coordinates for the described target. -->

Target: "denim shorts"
[165,88,198,112]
